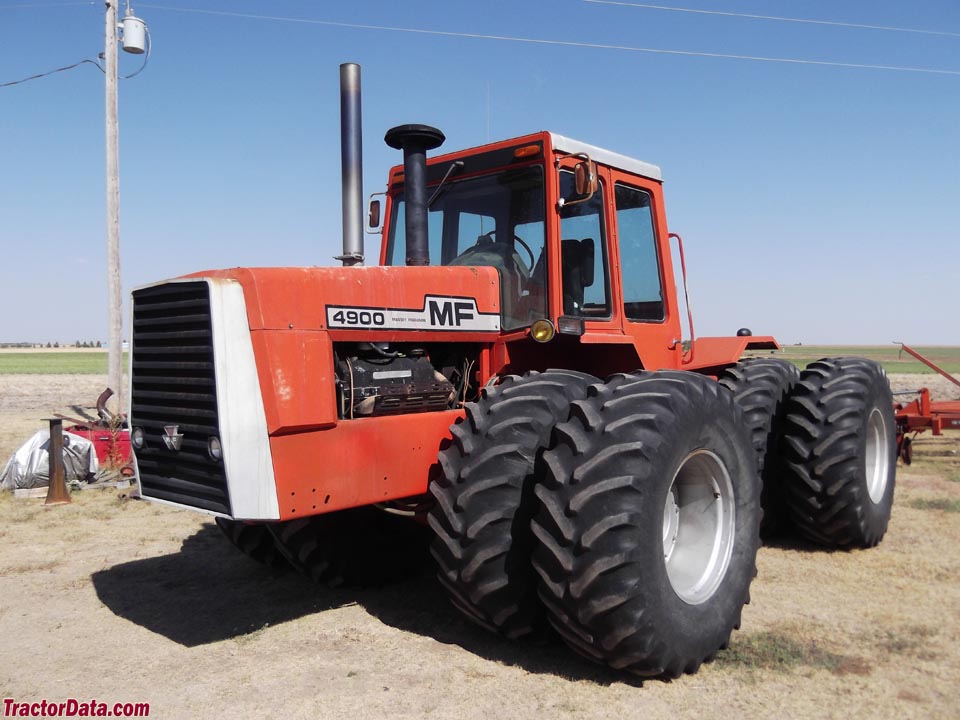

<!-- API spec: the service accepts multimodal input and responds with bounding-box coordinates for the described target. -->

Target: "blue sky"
[1,0,957,344]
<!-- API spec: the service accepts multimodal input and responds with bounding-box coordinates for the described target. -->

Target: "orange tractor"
[128,65,896,678]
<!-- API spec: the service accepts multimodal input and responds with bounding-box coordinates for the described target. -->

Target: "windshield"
[385,165,546,331]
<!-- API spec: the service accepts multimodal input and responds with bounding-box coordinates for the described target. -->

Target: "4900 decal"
[325,295,500,332]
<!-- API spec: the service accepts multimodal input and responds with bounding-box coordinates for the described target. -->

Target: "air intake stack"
[384,124,445,266]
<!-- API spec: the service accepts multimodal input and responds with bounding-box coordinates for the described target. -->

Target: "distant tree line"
[0,341,103,349]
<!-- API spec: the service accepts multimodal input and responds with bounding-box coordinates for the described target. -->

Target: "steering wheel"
[476,230,536,272]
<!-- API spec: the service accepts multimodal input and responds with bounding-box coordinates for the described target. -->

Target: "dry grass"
[715,626,865,675]
[1,373,958,719]
[907,497,960,513]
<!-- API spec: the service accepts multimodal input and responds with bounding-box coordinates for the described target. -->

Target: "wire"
[0,2,94,9]
[1,58,103,88]
[136,4,960,77]
[583,1,960,39]
[120,25,151,79]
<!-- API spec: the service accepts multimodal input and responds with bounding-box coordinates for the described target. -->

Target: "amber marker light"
[513,144,541,159]
[531,318,556,343]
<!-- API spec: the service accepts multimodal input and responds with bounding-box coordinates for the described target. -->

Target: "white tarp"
[0,429,99,491]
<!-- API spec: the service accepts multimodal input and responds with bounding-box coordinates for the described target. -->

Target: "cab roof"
[548,132,663,182]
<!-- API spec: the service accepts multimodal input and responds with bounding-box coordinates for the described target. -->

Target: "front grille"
[130,281,231,514]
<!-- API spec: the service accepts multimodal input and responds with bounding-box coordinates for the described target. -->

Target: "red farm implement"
[893,343,960,464]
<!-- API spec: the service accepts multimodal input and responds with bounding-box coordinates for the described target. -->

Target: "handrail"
[670,232,695,365]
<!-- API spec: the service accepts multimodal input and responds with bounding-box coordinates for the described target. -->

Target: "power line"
[583,1,960,39]
[0,2,95,9]
[138,4,960,77]
[0,58,103,88]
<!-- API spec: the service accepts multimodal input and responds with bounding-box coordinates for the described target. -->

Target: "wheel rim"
[663,450,736,605]
[865,407,891,503]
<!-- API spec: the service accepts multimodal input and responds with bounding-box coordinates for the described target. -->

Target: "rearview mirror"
[574,159,598,197]
[558,154,598,209]
[365,194,385,233]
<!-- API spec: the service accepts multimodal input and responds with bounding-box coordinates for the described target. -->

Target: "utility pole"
[105,0,122,414]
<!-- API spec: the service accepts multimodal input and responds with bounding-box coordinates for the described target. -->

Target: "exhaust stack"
[384,124,444,266]
[338,63,364,266]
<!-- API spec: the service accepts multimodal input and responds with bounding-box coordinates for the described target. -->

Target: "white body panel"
[128,277,280,521]
[550,132,663,182]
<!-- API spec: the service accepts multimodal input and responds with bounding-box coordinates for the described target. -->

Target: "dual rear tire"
[718,358,799,537]
[780,357,896,548]
[431,358,897,677]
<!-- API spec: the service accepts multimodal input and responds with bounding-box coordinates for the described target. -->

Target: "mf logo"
[162,425,184,451]
[428,299,475,327]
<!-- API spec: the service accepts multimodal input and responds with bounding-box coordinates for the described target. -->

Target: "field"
[750,344,960,375]
[0,356,958,719]
[0,350,127,375]
[2,346,958,376]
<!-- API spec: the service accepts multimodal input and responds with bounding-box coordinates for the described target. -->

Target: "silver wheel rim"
[663,450,736,605]
[865,407,890,504]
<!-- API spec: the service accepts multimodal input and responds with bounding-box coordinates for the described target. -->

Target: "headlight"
[131,427,145,450]
[531,318,555,343]
[207,436,223,462]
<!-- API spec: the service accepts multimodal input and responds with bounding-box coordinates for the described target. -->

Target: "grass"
[0,352,127,375]
[746,345,960,375]
[4,346,957,375]
[877,626,938,657]
[907,497,960,513]
[715,629,868,676]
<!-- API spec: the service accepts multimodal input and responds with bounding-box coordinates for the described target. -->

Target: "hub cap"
[865,407,891,503]
[663,450,736,605]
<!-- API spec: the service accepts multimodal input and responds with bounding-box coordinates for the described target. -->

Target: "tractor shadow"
[90,523,635,684]
[760,532,840,553]
[90,524,352,647]
[354,572,632,685]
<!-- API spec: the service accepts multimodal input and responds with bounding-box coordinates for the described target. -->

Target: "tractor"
[127,65,896,678]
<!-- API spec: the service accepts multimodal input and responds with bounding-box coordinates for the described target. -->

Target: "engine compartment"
[334,342,480,419]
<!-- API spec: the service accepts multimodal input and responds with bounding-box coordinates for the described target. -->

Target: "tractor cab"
[378,131,690,373]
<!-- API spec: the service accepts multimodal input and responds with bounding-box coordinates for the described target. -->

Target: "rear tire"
[718,358,800,537]
[531,371,760,677]
[781,357,896,548]
[428,369,598,638]
[268,507,429,587]
[214,518,288,568]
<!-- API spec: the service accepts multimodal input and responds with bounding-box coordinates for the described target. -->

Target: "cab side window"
[615,184,664,321]
[559,171,610,317]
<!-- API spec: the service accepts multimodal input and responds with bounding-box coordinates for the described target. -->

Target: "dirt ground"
[1,374,958,720]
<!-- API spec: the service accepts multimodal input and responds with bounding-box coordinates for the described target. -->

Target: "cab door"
[607,170,682,370]
[551,157,619,335]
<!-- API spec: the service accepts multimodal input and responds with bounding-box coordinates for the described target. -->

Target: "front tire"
[268,507,429,587]
[428,370,598,638]
[214,518,288,568]
[781,357,896,548]
[531,371,761,678]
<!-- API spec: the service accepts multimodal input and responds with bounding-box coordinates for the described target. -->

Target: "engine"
[334,343,477,419]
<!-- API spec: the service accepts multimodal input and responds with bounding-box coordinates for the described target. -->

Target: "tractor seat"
[561,238,595,316]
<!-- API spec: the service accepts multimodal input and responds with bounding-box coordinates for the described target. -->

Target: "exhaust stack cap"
[385,125,445,267]
[384,124,445,152]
